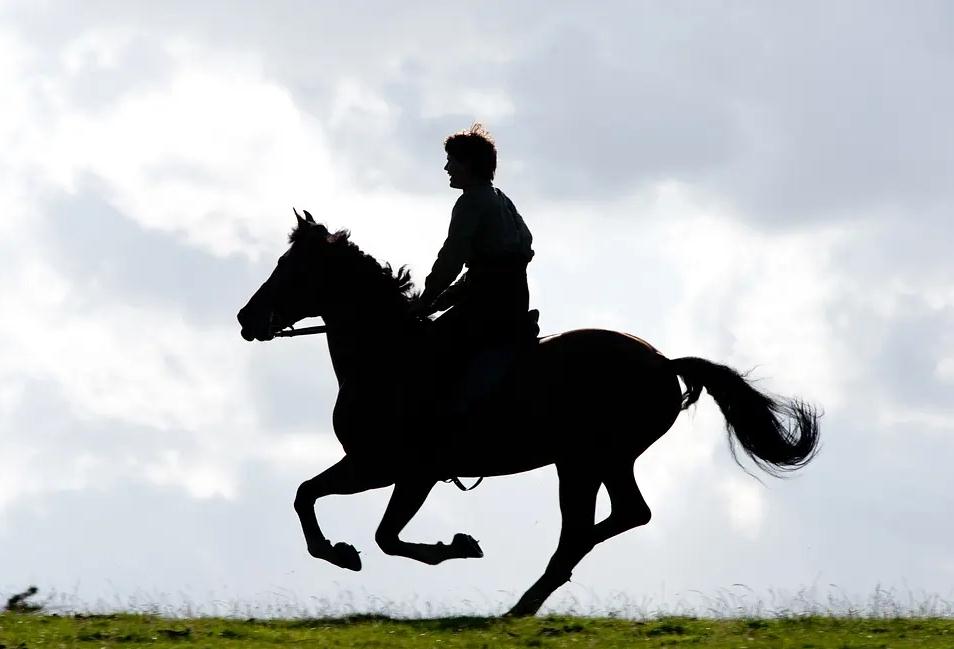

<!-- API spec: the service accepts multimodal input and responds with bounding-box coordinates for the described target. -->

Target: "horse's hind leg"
[505,463,601,617]
[294,455,392,571]
[593,459,651,544]
[375,479,483,565]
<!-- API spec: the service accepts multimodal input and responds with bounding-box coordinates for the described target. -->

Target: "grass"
[2,612,954,648]
[15,584,954,620]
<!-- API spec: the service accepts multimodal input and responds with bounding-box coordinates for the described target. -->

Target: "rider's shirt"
[423,183,533,301]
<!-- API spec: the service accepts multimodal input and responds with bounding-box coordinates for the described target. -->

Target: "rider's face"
[444,154,476,189]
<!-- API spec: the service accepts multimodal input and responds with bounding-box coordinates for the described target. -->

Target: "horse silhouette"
[236,210,821,617]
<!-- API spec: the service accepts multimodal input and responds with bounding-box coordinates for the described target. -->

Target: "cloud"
[38,187,256,323]
[14,2,949,227]
[717,475,767,540]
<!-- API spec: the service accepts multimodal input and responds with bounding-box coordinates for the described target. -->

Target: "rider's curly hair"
[444,123,497,182]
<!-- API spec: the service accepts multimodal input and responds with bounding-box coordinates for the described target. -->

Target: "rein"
[273,325,328,337]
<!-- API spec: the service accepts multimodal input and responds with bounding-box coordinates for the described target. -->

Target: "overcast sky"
[2,1,953,617]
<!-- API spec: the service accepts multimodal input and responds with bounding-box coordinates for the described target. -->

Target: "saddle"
[451,309,538,397]
[388,310,540,486]
[402,307,537,421]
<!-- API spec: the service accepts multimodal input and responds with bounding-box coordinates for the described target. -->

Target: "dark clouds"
[9,2,951,225]
[41,184,259,325]
[495,3,954,224]
[501,21,740,200]
[36,186,342,433]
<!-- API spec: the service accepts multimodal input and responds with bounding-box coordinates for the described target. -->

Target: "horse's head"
[237,209,332,342]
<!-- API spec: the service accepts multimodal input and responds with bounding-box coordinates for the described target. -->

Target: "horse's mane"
[289,223,418,322]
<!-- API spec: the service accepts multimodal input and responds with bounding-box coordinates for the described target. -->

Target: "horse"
[236,210,820,617]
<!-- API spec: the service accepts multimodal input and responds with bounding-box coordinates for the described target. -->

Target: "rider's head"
[444,123,496,189]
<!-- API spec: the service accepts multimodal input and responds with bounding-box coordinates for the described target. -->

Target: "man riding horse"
[235,125,820,617]
[413,124,536,421]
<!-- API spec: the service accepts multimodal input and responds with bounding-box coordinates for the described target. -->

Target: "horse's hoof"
[306,539,333,560]
[331,542,362,571]
[503,601,537,618]
[451,533,484,559]
[504,593,545,617]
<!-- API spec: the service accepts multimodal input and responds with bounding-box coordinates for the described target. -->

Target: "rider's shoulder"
[457,184,497,207]
[453,186,488,213]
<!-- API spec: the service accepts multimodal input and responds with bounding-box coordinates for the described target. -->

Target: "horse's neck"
[323,307,406,386]
[325,328,354,387]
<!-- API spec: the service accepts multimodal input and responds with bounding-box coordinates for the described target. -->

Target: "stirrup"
[444,476,484,491]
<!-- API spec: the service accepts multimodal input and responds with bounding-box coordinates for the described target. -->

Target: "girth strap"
[444,476,485,491]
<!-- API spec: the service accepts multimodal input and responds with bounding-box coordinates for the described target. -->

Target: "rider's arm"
[419,195,479,307]
[431,272,469,312]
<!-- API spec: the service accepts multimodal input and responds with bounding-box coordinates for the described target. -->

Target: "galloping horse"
[237,211,820,617]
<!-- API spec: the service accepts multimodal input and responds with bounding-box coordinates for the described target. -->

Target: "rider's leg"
[449,343,517,417]
[374,479,483,565]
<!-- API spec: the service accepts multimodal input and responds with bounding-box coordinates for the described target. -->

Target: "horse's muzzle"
[237,308,279,342]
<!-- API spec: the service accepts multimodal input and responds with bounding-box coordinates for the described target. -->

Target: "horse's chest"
[332,378,406,446]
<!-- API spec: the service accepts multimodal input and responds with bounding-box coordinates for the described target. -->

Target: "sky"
[1,1,953,617]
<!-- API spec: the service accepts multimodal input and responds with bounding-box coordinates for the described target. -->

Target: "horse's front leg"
[294,455,392,571]
[374,479,483,565]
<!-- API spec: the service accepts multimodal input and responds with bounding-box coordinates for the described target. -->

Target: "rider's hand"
[431,292,454,313]
[408,298,435,319]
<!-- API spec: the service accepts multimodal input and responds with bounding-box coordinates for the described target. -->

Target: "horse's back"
[540,329,681,450]
[449,328,681,475]
[539,327,666,361]
[534,328,673,388]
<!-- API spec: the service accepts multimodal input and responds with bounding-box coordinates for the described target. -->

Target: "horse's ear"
[293,207,328,239]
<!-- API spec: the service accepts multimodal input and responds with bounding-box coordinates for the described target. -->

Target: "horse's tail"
[669,356,821,477]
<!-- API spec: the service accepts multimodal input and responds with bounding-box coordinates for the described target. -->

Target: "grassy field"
[2,612,954,648]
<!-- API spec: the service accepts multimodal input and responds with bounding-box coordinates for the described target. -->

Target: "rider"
[414,123,535,417]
